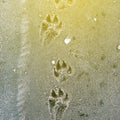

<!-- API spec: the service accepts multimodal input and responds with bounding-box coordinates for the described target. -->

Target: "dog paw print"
[40,14,62,46]
[54,0,75,9]
[48,87,70,120]
[53,60,72,82]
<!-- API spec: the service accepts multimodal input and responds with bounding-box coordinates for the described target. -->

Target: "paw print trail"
[53,60,72,82]
[48,60,72,119]
[40,14,62,46]
[54,0,75,9]
[48,87,70,120]
[17,1,31,120]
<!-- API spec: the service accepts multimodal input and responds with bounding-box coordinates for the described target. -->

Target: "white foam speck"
[93,18,97,22]
[117,45,120,50]
[13,68,16,72]
[51,60,56,65]
[64,37,71,45]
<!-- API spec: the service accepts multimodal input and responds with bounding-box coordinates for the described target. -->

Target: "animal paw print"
[48,87,70,120]
[54,0,75,9]
[53,60,72,82]
[40,14,62,46]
